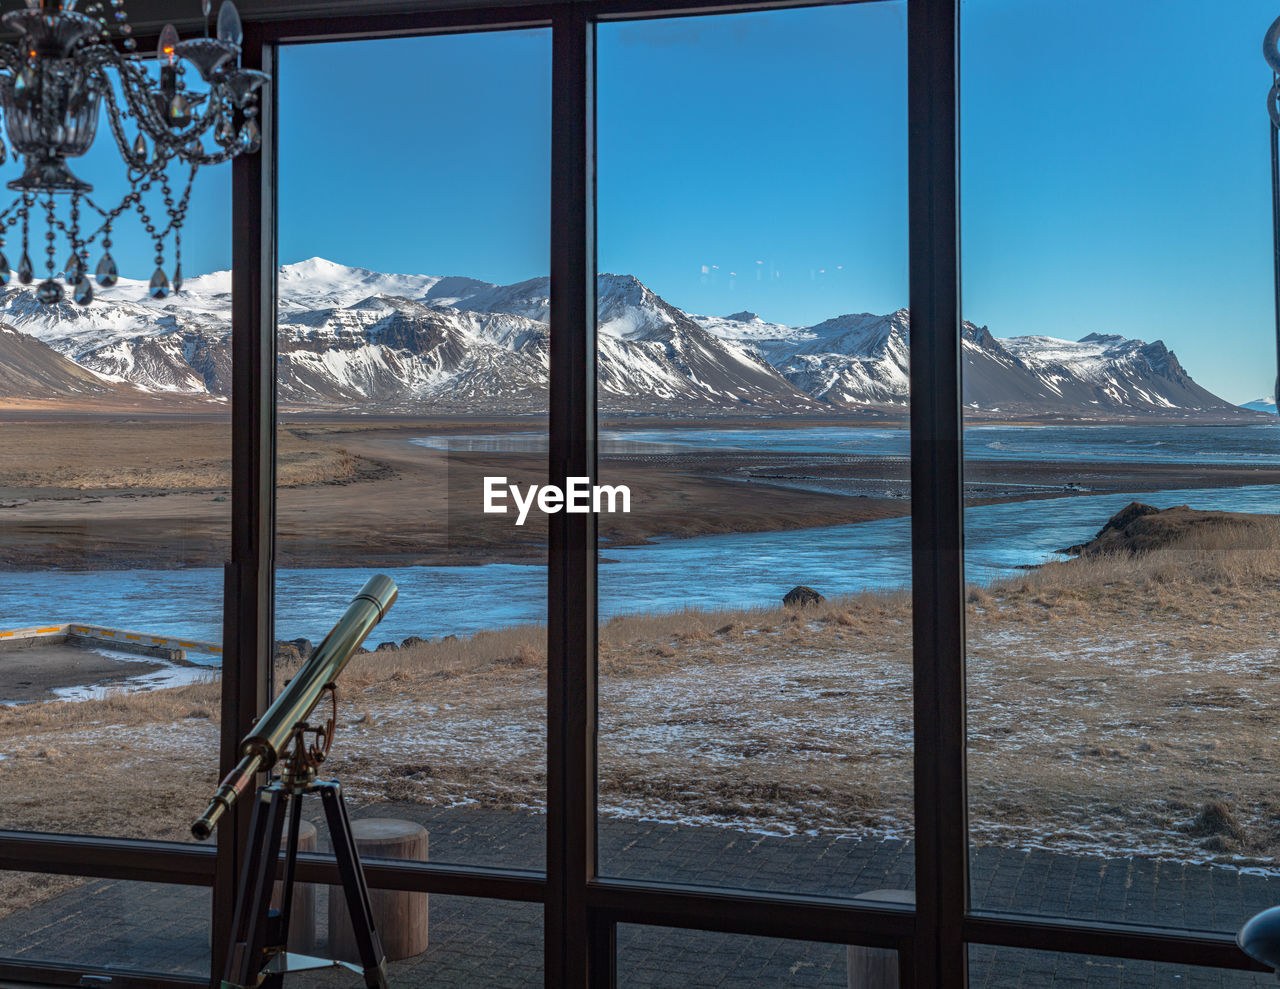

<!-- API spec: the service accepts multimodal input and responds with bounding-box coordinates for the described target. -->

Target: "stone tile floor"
[0,807,1276,987]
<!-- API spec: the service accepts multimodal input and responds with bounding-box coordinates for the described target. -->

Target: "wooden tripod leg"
[256,790,308,989]
[223,784,288,989]
[274,790,306,950]
[317,780,389,989]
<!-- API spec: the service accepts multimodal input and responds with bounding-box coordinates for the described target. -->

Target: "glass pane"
[0,97,231,840]
[618,925,891,988]
[0,874,210,977]
[970,947,1271,988]
[962,1,1280,934]
[597,3,911,897]
[275,31,550,872]
[305,895,541,988]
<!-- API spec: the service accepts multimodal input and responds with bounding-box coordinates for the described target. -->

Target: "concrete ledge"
[0,623,221,665]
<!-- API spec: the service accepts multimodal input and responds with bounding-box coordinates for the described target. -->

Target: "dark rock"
[783,585,825,607]
[291,637,313,660]
[375,641,399,652]
[273,639,299,662]
[400,636,428,649]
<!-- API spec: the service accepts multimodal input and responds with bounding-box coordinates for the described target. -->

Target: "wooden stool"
[328,818,429,963]
[847,889,913,988]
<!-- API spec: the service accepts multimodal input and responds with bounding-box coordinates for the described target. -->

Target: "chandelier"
[0,0,268,306]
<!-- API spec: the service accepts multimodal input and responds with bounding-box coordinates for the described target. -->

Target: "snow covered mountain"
[1242,396,1277,414]
[700,311,1241,415]
[0,258,1246,416]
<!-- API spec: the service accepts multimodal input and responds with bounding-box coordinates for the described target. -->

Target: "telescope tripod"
[222,776,389,989]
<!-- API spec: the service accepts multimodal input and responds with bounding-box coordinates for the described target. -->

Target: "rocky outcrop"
[1062,502,1271,557]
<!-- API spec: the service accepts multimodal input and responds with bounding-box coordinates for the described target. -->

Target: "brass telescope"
[192,574,398,841]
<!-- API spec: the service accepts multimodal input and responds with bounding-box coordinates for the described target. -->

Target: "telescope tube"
[191,574,398,840]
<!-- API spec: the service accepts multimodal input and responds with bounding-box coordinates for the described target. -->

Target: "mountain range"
[0,257,1251,417]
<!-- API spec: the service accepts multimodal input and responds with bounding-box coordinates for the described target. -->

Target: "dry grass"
[0,420,365,491]
[5,517,1280,919]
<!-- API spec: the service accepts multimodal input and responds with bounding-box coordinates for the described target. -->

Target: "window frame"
[0,1,1269,986]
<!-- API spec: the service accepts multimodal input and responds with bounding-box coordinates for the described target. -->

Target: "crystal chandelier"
[0,0,268,306]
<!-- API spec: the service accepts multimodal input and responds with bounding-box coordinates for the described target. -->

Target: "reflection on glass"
[970,947,1272,988]
[0,875,210,976]
[596,2,910,897]
[618,925,890,988]
[306,895,541,988]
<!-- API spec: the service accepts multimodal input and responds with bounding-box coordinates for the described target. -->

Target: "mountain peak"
[0,261,1245,418]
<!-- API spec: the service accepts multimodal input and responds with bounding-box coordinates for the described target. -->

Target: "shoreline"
[3,416,1280,571]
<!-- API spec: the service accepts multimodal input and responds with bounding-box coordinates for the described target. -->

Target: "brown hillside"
[0,323,121,399]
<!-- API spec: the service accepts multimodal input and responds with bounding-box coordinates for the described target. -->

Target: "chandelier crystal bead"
[148,263,167,298]
[0,0,268,305]
[35,277,62,304]
[72,271,92,303]
[94,249,115,285]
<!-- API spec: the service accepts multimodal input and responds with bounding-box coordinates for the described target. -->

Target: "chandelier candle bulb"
[216,1,242,47]
[157,23,178,65]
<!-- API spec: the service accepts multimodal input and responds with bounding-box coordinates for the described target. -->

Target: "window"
[0,1,1271,985]
[596,2,913,898]
[276,29,552,874]
[962,0,1280,941]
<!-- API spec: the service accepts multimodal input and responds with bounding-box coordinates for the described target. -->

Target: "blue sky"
[20,1,1280,403]
[962,0,1280,404]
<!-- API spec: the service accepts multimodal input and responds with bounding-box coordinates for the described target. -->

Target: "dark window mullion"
[217,26,278,984]
[547,4,600,988]
[908,0,966,986]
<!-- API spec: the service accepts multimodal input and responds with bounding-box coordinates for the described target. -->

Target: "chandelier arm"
[89,47,261,160]
[102,56,181,144]
[84,47,219,152]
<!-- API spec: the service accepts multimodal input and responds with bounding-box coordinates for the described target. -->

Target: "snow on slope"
[0,258,1247,416]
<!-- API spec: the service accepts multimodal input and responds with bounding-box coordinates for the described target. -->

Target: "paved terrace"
[0,807,1275,987]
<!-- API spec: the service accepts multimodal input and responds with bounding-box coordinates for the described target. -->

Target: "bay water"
[4,421,1280,664]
